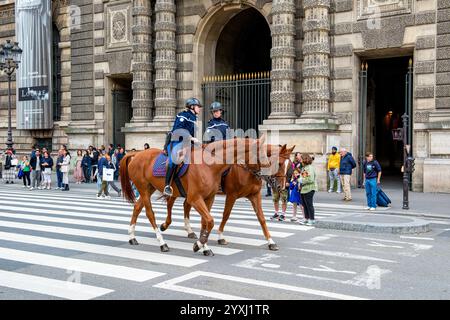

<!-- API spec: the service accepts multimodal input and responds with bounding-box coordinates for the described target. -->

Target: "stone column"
[153,0,177,121]
[269,0,297,119]
[131,0,152,122]
[301,0,330,116]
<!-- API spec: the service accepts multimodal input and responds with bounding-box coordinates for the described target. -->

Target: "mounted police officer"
[205,102,230,143]
[163,97,202,196]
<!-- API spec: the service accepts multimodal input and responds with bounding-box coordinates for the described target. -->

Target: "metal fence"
[201,72,271,136]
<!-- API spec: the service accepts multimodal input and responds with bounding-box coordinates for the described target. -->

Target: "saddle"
[152,153,189,197]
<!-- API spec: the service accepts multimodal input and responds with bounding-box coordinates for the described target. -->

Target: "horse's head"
[264,144,295,192]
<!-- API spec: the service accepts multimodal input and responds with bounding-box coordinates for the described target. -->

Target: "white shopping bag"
[103,168,114,182]
[11,159,18,166]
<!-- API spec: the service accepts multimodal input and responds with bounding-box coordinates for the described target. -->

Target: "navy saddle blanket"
[152,153,189,177]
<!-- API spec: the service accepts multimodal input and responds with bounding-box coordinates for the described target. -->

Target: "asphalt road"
[0,183,449,300]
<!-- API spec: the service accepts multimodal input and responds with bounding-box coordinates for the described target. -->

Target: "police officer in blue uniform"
[205,102,230,143]
[164,97,202,196]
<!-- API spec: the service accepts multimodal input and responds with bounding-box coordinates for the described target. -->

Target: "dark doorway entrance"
[111,77,132,148]
[363,56,413,185]
[202,8,271,135]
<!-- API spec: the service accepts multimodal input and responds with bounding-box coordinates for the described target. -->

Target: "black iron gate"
[201,72,271,136]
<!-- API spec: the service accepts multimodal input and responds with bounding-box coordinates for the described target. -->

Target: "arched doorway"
[199,7,271,136]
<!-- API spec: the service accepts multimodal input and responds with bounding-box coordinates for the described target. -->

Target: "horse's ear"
[259,133,266,145]
[287,145,296,153]
[280,144,286,153]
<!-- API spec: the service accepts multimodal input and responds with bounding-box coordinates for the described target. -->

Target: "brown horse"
[161,144,295,251]
[120,137,269,256]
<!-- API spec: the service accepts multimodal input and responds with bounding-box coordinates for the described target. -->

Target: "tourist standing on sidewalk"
[73,150,84,184]
[327,146,342,193]
[61,149,71,191]
[288,169,303,222]
[30,149,43,190]
[97,153,111,199]
[20,156,31,188]
[55,149,64,189]
[81,149,92,183]
[2,149,17,184]
[299,154,318,226]
[339,148,357,201]
[41,151,54,190]
[363,152,382,211]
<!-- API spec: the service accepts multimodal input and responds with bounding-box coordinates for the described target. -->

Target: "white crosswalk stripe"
[0,185,327,300]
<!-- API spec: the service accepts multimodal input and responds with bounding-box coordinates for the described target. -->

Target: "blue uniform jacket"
[340,152,357,175]
[206,117,230,142]
[171,110,197,142]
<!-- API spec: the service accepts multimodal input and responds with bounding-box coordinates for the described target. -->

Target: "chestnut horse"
[120,137,269,256]
[161,144,295,251]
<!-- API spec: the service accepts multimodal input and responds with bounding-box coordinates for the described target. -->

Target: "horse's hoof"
[203,249,214,257]
[128,238,139,245]
[188,232,198,239]
[217,239,228,245]
[160,223,167,232]
[193,242,201,252]
[160,244,170,252]
[268,243,279,251]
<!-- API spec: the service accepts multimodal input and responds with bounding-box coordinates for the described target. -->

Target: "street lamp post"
[0,40,22,150]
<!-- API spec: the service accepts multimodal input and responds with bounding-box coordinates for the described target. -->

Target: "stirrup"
[163,185,173,196]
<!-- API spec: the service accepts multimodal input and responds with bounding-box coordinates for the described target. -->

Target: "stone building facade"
[1,0,450,192]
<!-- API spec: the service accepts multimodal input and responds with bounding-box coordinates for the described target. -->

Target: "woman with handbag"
[60,149,71,191]
[41,151,54,190]
[3,149,17,184]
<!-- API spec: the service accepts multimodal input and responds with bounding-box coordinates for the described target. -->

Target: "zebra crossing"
[0,184,350,300]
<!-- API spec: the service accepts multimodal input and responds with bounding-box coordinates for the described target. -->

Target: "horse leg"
[217,195,237,246]
[128,197,144,245]
[191,197,215,256]
[248,193,279,251]
[183,199,197,239]
[160,196,175,232]
[142,188,169,252]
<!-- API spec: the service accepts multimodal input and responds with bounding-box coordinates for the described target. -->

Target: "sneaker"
[298,219,307,225]
[336,191,342,194]
[369,207,376,211]
[96,195,104,199]
[5,181,9,184]
[22,185,27,188]
[105,195,111,200]
[29,187,34,191]
[305,219,315,226]
[37,187,42,190]
[328,190,332,193]
[270,213,280,220]
[278,214,286,222]
[290,217,298,222]
[365,207,371,210]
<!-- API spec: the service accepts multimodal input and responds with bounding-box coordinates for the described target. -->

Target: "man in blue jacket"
[339,148,357,201]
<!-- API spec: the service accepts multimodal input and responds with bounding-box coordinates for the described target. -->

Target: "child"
[288,169,302,222]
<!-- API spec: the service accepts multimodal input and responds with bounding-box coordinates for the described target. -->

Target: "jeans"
[301,191,315,220]
[365,178,378,208]
[22,171,31,186]
[328,169,341,192]
[83,166,91,183]
[56,169,63,188]
[97,174,102,193]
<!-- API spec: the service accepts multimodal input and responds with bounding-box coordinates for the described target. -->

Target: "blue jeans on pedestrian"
[365,178,377,208]
[56,169,63,188]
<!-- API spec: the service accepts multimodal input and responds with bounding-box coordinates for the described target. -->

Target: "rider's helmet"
[210,101,223,113]
[185,97,202,109]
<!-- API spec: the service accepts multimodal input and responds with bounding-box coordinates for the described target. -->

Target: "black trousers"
[22,171,31,186]
[301,191,315,220]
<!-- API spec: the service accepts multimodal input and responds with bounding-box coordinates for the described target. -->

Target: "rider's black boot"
[163,165,177,196]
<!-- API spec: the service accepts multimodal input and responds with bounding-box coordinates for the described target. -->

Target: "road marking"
[154,271,368,300]
[297,265,357,275]
[0,246,165,282]
[289,248,397,263]
[0,270,113,300]
[399,236,434,241]
[0,217,241,256]
[0,231,206,267]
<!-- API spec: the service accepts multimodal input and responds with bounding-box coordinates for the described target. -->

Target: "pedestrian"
[292,152,302,171]
[144,143,150,150]
[288,169,303,222]
[265,180,272,197]
[363,152,382,211]
[90,146,99,182]
[270,166,291,222]
[106,154,122,197]
[339,148,357,201]
[108,144,114,157]
[29,149,43,190]
[55,149,64,189]
[73,149,84,184]
[60,148,71,191]
[19,155,31,188]
[327,146,342,193]
[3,149,17,184]
[41,151,54,189]
[112,148,120,181]
[81,149,92,183]
[97,153,112,199]
[299,154,318,226]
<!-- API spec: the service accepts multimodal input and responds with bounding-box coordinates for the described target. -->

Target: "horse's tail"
[120,153,136,204]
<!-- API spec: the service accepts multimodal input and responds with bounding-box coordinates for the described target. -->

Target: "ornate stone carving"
[153,0,177,121]
[131,0,153,122]
[357,0,413,20]
[337,112,352,125]
[106,2,132,49]
[269,0,297,119]
[112,12,127,42]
